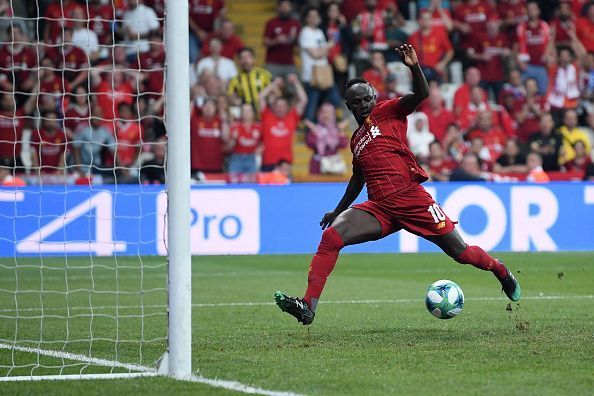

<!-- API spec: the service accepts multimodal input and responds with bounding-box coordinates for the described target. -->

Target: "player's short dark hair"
[344,77,370,92]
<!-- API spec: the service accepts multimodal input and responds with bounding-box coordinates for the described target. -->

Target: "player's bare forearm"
[334,169,365,214]
[399,63,429,114]
[320,170,365,229]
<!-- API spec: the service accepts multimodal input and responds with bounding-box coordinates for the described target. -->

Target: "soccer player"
[275,44,521,325]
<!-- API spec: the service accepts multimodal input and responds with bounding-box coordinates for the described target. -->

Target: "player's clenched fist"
[395,44,419,67]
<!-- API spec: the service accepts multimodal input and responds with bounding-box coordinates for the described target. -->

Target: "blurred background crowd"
[1,0,594,186]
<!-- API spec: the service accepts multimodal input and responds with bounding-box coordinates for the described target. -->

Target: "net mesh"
[0,0,168,377]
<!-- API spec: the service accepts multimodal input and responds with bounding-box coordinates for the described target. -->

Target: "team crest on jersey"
[370,125,381,138]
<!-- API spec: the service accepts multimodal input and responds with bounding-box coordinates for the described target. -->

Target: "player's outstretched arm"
[320,165,365,229]
[395,44,429,115]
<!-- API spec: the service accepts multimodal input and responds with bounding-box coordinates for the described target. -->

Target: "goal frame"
[0,0,192,382]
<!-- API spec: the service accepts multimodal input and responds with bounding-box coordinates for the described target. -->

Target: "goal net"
[0,0,189,380]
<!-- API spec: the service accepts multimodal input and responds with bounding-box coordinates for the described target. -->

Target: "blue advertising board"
[1,182,593,256]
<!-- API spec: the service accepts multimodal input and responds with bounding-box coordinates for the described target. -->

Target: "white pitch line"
[0,343,303,395]
[0,295,592,315]
[0,372,159,382]
[0,343,152,372]
[188,375,303,396]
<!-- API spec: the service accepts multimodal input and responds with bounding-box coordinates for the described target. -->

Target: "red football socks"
[303,227,344,311]
[455,244,508,280]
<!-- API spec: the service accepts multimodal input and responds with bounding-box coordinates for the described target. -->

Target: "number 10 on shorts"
[428,203,446,223]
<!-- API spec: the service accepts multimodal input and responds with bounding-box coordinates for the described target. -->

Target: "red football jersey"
[31,128,67,172]
[349,98,428,201]
[408,27,452,70]
[0,109,24,159]
[64,104,89,136]
[453,0,497,48]
[517,20,551,66]
[512,96,549,142]
[475,33,507,83]
[95,80,135,120]
[39,75,72,112]
[0,45,37,89]
[188,0,225,32]
[261,107,299,166]
[45,45,89,82]
[44,2,84,43]
[115,121,142,167]
[230,121,262,155]
[190,113,224,172]
[87,4,115,44]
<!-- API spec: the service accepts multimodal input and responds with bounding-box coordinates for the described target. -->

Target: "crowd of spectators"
[1,0,594,186]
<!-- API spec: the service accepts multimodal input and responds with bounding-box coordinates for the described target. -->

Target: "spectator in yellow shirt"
[558,109,591,164]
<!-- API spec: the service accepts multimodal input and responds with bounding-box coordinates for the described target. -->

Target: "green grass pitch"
[0,252,593,395]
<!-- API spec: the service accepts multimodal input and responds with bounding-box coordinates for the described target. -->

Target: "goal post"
[0,0,192,382]
[164,0,192,380]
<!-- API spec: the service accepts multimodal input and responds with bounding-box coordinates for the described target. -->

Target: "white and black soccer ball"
[425,280,464,319]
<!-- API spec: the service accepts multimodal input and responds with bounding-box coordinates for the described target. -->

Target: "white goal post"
[0,0,191,381]
[164,0,192,380]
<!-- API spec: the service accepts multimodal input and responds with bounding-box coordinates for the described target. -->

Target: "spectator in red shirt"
[114,103,143,168]
[201,19,244,60]
[516,0,553,95]
[190,98,228,174]
[408,9,454,82]
[258,74,307,172]
[425,0,454,33]
[551,1,576,47]
[453,67,486,117]
[362,51,389,95]
[426,140,457,181]
[421,84,454,142]
[31,111,68,174]
[263,0,300,78]
[341,0,397,23]
[64,85,90,138]
[188,0,225,63]
[91,67,135,121]
[467,110,508,161]
[139,31,165,100]
[351,0,390,71]
[576,2,594,53]
[513,77,550,143]
[43,0,84,44]
[467,18,509,101]
[226,103,262,177]
[38,57,72,115]
[87,0,115,46]
[0,25,37,99]
[498,0,527,44]
[453,0,497,53]
[0,93,36,168]
[44,28,89,89]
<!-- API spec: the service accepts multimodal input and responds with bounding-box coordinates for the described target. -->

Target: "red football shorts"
[351,183,456,238]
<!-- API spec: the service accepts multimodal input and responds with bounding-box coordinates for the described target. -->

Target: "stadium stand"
[1,0,594,187]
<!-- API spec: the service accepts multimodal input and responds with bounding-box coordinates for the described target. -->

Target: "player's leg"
[275,208,382,324]
[425,229,521,301]
[303,207,382,309]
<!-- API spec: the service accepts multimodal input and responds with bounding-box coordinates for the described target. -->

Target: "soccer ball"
[425,280,464,319]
